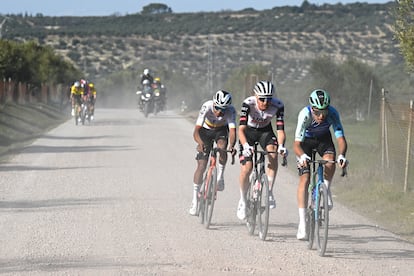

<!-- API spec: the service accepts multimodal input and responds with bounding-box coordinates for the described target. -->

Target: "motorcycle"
[137,86,154,118]
[152,88,162,115]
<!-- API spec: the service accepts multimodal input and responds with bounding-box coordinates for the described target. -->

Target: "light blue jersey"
[295,105,344,142]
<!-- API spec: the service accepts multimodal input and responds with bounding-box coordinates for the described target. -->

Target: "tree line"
[0,40,80,86]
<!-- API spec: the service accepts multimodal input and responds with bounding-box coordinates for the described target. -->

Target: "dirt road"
[0,109,413,275]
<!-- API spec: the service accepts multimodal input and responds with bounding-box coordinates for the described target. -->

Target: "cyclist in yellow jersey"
[88,82,97,120]
[70,81,84,117]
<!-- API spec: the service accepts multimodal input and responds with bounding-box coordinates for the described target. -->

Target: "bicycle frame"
[307,150,346,256]
[246,143,277,241]
[198,147,234,229]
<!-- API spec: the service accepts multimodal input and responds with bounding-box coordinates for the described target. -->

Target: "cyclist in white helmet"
[293,89,348,240]
[236,80,288,220]
[189,90,237,216]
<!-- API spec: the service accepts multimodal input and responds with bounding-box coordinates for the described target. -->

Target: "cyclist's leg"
[296,139,313,240]
[260,132,278,206]
[237,157,252,220]
[190,128,213,215]
[215,127,229,191]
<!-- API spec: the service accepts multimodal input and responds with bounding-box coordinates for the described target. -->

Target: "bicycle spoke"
[246,174,257,235]
[316,184,329,256]
[205,168,217,229]
[257,174,270,241]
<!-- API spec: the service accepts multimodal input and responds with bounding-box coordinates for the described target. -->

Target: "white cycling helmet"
[213,90,232,108]
[253,81,274,97]
[143,68,149,75]
[74,81,80,88]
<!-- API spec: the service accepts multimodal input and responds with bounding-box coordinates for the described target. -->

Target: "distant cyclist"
[88,82,97,120]
[189,90,237,216]
[236,81,287,220]
[70,81,83,117]
[293,89,348,240]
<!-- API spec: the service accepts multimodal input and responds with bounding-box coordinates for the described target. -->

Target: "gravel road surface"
[0,108,413,275]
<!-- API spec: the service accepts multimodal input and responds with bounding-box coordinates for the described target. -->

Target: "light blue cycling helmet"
[309,89,330,109]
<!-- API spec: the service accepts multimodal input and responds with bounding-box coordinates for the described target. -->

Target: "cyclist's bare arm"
[238,125,248,146]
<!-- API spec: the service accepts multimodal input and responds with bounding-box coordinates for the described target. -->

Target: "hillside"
[1,2,398,86]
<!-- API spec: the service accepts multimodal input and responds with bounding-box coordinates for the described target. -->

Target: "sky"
[0,0,393,16]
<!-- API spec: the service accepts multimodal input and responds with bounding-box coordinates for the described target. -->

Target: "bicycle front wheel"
[246,174,257,235]
[307,207,315,250]
[198,182,206,225]
[204,167,217,229]
[257,173,270,241]
[316,183,329,256]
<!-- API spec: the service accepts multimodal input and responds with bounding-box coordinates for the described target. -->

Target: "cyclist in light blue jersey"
[293,89,348,240]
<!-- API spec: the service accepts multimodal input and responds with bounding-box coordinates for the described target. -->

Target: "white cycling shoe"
[296,223,308,240]
[296,223,308,241]
[237,199,246,220]
[189,201,197,216]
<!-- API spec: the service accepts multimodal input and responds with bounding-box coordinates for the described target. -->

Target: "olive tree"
[394,0,414,71]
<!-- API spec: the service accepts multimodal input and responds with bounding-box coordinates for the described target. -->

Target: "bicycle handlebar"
[211,148,236,165]
[254,149,288,167]
[310,159,348,177]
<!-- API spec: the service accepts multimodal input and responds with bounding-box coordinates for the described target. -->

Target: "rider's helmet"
[309,89,330,109]
[154,77,161,84]
[142,79,150,86]
[88,82,94,88]
[143,68,149,75]
[253,81,274,97]
[213,90,232,109]
[74,81,80,88]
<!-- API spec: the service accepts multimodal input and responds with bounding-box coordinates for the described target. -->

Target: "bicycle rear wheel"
[257,173,270,241]
[316,183,329,256]
[204,167,217,229]
[246,174,257,235]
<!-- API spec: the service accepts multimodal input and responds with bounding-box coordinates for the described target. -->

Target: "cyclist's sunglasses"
[214,105,226,112]
[258,97,272,102]
[312,108,328,116]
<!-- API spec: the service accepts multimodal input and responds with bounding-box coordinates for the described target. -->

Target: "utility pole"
[0,17,9,39]
[207,35,213,95]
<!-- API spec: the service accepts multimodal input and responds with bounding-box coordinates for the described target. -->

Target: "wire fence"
[380,89,414,192]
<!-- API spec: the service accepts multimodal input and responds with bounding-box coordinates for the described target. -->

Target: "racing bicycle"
[197,147,235,229]
[246,142,287,241]
[306,149,347,256]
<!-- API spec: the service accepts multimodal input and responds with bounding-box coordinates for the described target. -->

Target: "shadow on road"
[0,197,119,212]
[21,145,134,154]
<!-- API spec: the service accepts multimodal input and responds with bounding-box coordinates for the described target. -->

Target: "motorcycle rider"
[152,77,166,111]
[141,68,154,85]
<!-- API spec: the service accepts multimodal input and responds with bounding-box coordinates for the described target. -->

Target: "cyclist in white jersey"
[189,90,237,216]
[293,89,348,240]
[236,81,288,220]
